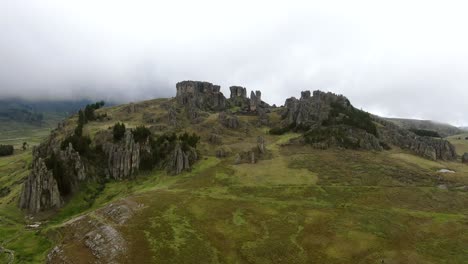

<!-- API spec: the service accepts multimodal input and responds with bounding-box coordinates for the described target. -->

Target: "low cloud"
[1,0,467,125]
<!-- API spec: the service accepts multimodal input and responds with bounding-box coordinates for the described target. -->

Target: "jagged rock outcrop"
[283,90,350,126]
[249,91,262,112]
[103,130,140,180]
[20,143,86,213]
[19,157,61,213]
[219,112,240,129]
[230,86,247,99]
[375,118,457,161]
[176,81,226,111]
[169,143,198,175]
[462,153,468,163]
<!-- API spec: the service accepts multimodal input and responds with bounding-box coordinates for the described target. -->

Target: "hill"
[385,118,462,137]
[1,81,467,263]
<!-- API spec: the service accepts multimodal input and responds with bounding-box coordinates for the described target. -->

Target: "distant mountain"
[385,118,462,137]
[0,98,93,131]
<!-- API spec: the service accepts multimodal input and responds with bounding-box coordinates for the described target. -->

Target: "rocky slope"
[18,81,461,214]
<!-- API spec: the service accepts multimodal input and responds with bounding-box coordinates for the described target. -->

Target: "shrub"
[113,122,126,142]
[304,127,360,149]
[132,126,152,143]
[0,145,14,156]
[61,134,91,155]
[322,102,377,136]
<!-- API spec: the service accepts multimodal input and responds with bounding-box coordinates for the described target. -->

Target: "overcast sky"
[1,0,467,125]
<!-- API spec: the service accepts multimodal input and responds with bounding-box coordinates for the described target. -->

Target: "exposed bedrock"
[176,80,226,111]
[20,143,86,213]
[103,130,140,180]
[282,90,350,127]
[169,143,198,175]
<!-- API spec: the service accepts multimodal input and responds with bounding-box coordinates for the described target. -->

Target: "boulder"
[462,153,468,163]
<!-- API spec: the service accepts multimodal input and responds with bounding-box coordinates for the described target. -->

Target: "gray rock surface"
[176,81,226,111]
[219,112,240,129]
[375,118,457,161]
[19,157,61,213]
[249,91,262,112]
[103,130,140,180]
[20,143,86,213]
[257,136,266,154]
[282,90,350,126]
[230,86,247,99]
[169,143,198,175]
[462,153,468,163]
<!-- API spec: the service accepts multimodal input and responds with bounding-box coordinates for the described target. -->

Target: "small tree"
[113,122,126,142]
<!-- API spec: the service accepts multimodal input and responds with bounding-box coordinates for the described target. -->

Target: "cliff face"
[376,119,457,161]
[103,130,140,180]
[282,90,350,127]
[176,81,227,111]
[19,143,86,213]
[169,143,198,175]
[19,157,61,213]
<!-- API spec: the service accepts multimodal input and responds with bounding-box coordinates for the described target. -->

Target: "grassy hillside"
[447,132,468,156]
[1,99,468,263]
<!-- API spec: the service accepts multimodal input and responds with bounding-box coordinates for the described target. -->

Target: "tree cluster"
[409,129,441,138]
[322,102,377,136]
[113,122,126,142]
[0,145,14,156]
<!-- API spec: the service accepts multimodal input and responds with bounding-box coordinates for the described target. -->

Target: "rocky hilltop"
[18,81,460,214]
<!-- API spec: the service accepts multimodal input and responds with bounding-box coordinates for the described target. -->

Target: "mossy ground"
[1,100,467,263]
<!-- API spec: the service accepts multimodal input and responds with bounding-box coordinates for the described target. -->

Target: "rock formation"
[375,118,457,161]
[462,153,468,163]
[20,143,86,213]
[103,130,140,180]
[208,133,223,145]
[219,112,240,129]
[230,86,247,99]
[19,157,61,213]
[282,90,350,127]
[169,143,198,175]
[257,136,266,154]
[249,91,262,112]
[176,81,226,111]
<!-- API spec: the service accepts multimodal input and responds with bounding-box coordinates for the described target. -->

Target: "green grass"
[1,98,468,263]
